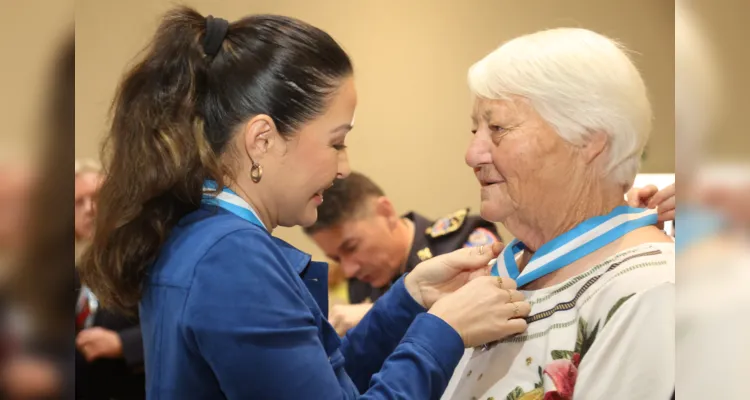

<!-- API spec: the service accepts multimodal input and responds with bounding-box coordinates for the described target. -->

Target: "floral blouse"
[442,243,675,400]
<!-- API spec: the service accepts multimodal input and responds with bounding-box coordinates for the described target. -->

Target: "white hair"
[468,28,652,191]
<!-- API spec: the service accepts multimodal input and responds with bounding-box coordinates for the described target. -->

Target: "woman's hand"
[429,276,530,347]
[404,242,503,309]
[627,183,676,222]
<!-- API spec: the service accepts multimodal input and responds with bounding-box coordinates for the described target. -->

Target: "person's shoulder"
[423,207,500,247]
[150,208,274,285]
[184,218,305,303]
[190,210,312,279]
[579,242,674,321]
[423,208,470,239]
[174,208,272,256]
[595,242,674,291]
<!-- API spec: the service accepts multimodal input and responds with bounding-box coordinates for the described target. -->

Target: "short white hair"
[468,28,652,191]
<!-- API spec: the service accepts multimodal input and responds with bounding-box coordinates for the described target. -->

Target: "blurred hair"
[79,6,353,313]
[303,171,384,235]
[468,28,652,191]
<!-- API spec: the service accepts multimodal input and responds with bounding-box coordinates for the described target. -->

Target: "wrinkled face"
[75,171,102,240]
[464,96,581,224]
[310,207,403,288]
[268,77,358,228]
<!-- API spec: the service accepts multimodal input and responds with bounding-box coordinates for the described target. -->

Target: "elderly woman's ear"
[581,131,609,165]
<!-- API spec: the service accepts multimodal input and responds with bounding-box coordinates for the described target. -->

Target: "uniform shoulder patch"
[425,208,469,238]
[463,227,499,248]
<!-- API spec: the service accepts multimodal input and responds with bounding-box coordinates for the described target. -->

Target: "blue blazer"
[140,206,465,399]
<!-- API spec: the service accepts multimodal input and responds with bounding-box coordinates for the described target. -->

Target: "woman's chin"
[298,204,319,228]
[479,201,510,223]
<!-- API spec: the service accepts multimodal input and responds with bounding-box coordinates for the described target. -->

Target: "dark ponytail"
[80,6,353,313]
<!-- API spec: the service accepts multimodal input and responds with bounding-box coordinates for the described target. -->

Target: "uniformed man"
[303,172,501,335]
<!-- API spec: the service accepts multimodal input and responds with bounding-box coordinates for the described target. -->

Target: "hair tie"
[203,16,229,57]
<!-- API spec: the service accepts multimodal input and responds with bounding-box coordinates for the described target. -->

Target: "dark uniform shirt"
[348,208,501,304]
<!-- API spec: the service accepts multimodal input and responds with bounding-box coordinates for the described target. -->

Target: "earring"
[250,161,263,183]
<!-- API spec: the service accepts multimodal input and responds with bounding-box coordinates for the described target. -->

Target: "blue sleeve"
[363,312,466,399]
[185,230,464,399]
[344,277,466,398]
[340,276,430,391]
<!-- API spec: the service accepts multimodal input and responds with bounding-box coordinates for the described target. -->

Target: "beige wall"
[76,0,675,261]
[688,0,750,160]
[1,1,71,165]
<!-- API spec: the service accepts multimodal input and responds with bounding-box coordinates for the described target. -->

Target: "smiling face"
[238,76,358,229]
[465,96,584,225]
[276,77,358,227]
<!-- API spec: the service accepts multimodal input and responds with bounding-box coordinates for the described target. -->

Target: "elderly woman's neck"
[511,182,626,253]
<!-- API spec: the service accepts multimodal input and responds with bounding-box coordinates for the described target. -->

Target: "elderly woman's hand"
[404,242,503,309]
[627,183,675,222]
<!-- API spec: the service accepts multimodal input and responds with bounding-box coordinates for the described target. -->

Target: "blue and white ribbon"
[491,206,658,286]
[201,180,266,231]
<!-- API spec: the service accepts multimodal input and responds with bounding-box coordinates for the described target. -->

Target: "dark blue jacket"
[140,206,465,399]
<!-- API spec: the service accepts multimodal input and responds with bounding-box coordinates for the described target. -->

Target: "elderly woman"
[443,28,674,399]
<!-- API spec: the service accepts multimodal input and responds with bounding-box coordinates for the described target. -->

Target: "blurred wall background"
[74,0,676,261]
[688,0,750,161]
[0,1,71,166]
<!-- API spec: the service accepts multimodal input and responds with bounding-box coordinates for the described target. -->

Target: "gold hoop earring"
[250,162,263,183]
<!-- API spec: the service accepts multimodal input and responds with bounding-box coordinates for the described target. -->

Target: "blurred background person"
[0,166,34,283]
[304,172,500,335]
[74,160,145,400]
[0,34,74,400]
[674,1,750,399]
[74,160,101,262]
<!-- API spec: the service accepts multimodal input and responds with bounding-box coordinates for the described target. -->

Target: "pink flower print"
[543,358,578,399]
